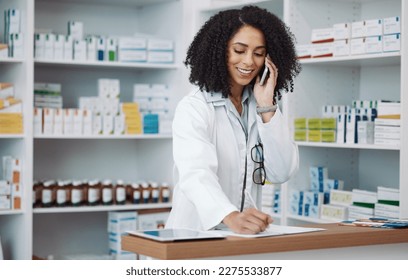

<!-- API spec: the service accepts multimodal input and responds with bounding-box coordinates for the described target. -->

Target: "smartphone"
[259,65,269,86]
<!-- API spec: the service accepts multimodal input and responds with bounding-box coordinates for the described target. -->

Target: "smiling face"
[227,25,267,94]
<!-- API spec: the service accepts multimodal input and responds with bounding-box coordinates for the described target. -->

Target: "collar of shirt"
[204,87,251,140]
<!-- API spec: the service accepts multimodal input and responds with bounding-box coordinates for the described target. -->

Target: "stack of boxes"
[34,79,172,136]
[374,100,401,146]
[0,156,22,210]
[375,186,399,219]
[348,189,377,219]
[261,183,281,215]
[107,210,170,260]
[0,83,23,134]
[294,117,337,143]
[4,9,23,58]
[296,15,401,59]
[294,99,400,147]
[289,166,344,219]
[34,20,175,63]
[133,83,172,134]
[34,83,63,109]
[121,103,142,135]
[108,211,137,260]
[291,165,401,221]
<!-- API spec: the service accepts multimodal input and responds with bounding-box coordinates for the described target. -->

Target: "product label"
[102,188,112,203]
[116,188,126,202]
[71,189,82,204]
[133,191,141,199]
[56,189,67,204]
[88,188,99,203]
[42,189,52,204]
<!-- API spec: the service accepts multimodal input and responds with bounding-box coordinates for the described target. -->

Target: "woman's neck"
[229,84,245,114]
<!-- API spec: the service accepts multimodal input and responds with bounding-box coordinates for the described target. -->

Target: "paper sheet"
[212,224,326,238]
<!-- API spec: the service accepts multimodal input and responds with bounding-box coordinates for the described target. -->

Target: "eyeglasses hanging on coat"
[240,142,266,212]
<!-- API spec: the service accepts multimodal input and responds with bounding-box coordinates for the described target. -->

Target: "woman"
[166,5,300,234]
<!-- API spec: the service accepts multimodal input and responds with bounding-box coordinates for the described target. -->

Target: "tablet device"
[127,228,225,242]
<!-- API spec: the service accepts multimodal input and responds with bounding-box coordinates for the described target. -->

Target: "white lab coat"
[165,86,298,231]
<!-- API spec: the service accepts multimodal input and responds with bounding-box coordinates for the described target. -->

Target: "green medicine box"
[294,129,307,141]
[294,118,307,129]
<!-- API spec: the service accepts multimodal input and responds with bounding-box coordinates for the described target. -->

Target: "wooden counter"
[121,224,408,260]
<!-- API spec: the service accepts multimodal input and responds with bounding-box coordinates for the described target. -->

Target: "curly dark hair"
[185,5,301,99]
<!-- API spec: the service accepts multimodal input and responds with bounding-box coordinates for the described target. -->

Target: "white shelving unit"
[197,0,407,226]
[31,0,190,259]
[0,0,34,260]
[284,0,407,225]
[1,0,192,260]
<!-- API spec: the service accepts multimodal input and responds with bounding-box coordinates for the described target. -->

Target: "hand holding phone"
[259,65,269,86]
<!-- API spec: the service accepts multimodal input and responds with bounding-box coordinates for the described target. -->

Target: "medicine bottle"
[151,182,160,203]
[33,181,43,208]
[87,179,101,206]
[41,180,56,207]
[70,180,84,207]
[160,182,171,203]
[115,179,126,205]
[101,179,114,206]
[140,181,150,203]
[55,180,68,207]
[130,183,141,204]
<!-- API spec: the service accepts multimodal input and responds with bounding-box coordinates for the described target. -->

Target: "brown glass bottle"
[41,180,56,207]
[87,179,101,206]
[101,179,114,206]
[160,182,171,203]
[140,181,150,204]
[130,183,141,204]
[55,180,68,207]
[115,179,126,205]
[151,182,160,203]
[70,180,84,207]
[32,181,43,208]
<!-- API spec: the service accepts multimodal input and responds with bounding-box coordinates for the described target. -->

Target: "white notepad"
[212,224,326,238]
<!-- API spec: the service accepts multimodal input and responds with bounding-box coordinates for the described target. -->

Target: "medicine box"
[383,33,400,52]
[296,44,313,59]
[365,36,382,54]
[68,21,83,41]
[350,38,365,55]
[383,16,400,35]
[311,42,333,58]
[364,19,383,37]
[351,21,365,38]
[54,34,64,60]
[329,190,353,206]
[311,28,334,44]
[333,23,351,40]
[44,33,55,60]
[333,39,350,57]
[294,130,307,141]
[320,204,348,221]
[147,38,174,51]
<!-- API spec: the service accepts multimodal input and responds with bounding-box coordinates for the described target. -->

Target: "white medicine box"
[383,16,400,35]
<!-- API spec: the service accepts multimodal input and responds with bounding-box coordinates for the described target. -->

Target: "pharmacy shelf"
[33,202,172,214]
[34,134,172,140]
[0,210,24,216]
[296,141,400,151]
[300,52,401,67]
[287,214,339,224]
[34,59,180,70]
[0,57,25,63]
[45,0,178,7]
[0,134,25,139]
[200,0,273,12]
